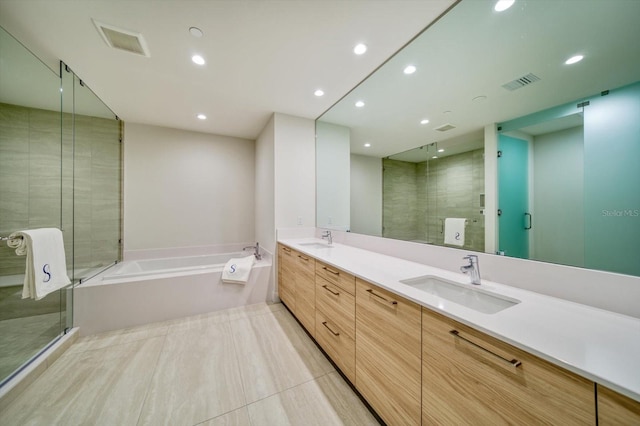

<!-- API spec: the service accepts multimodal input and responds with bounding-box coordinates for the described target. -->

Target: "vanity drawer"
[316,275,355,340]
[294,251,315,281]
[422,307,595,424]
[315,309,355,383]
[316,260,355,295]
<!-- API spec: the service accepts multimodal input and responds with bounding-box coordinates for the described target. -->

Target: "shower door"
[0,25,122,387]
[0,26,69,384]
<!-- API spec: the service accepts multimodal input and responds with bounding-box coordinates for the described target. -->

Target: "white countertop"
[279,238,640,402]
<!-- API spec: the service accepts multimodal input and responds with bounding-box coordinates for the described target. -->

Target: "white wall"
[316,121,350,230]
[351,154,382,236]
[273,113,316,229]
[123,122,255,252]
[255,115,275,254]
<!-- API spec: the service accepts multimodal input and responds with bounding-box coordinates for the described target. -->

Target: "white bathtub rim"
[78,255,272,288]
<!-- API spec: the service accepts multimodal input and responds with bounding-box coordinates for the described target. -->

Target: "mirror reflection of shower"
[383,140,485,251]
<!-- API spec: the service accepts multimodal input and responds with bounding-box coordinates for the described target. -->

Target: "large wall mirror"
[316,0,640,277]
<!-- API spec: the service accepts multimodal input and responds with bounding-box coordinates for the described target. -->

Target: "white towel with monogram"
[221,255,255,284]
[444,218,466,247]
[7,228,71,300]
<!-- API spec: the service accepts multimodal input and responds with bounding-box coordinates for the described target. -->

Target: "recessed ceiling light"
[355,100,365,108]
[494,0,515,12]
[404,65,417,74]
[189,27,203,38]
[565,55,584,65]
[354,43,367,55]
[197,114,207,120]
[420,119,429,125]
[438,149,444,153]
[432,156,438,159]
[314,89,325,97]
[192,54,205,65]
[364,143,371,148]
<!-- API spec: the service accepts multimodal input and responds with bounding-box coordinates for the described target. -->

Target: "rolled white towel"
[221,255,255,284]
[7,228,71,300]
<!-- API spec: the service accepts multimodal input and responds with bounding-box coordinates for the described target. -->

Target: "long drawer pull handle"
[322,266,340,275]
[450,330,522,368]
[366,288,398,306]
[322,321,340,336]
[322,285,340,296]
[298,255,309,261]
[282,247,291,253]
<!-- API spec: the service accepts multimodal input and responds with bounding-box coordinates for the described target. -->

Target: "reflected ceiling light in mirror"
[355,100,365,107]
[432,155,438,159]
[364,143,371,147]
[314,89,324,97]
[354,43,367,55]
[438,148,445,153]
[191,54,205,65]
[404,65,417,74]
[494,0,515,12]
[196,114,207,120]
[565,55,584,65]
[420,119,430,124]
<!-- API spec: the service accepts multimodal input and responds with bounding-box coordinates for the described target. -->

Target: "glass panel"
[68,72,121,283]
[497,135,529,259]
[0,26,65,383]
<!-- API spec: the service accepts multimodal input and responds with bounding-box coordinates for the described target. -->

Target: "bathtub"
[74,251,273,336]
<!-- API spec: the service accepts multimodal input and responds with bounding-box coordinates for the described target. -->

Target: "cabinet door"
[597,385,640,425]
[277,244,296,310]
[294,252,316,336]
[422,307,595,425]
[355,278,422,426]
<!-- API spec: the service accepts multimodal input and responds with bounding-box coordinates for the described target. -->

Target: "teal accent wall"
[584,82,640,276]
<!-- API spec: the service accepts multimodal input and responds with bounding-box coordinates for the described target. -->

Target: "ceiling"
[0,0,456,140]
[319,0,640,159]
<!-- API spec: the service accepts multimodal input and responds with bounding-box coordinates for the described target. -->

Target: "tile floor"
[0,303,379,426]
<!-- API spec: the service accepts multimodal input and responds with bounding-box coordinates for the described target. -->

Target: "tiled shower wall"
[0,102,121,280]
[383,148,485,252]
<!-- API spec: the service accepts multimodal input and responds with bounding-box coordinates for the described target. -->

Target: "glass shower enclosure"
[0,26,121,386]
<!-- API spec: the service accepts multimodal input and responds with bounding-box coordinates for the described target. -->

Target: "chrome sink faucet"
[460,254,481,285]
[321,230,332,245]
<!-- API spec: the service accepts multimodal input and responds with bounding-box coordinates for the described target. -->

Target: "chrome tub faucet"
[243,242,262,260]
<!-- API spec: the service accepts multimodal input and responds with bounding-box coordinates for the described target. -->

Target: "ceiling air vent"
[502,73,541,91]
[435,123,456,132]
[93,19,150,57]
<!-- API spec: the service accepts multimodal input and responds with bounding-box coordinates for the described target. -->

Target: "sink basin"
[400,275,520,314]
[298,242,333,249]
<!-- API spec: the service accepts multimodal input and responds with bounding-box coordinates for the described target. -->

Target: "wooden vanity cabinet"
[277,244,316,336]
[355,278,422,426]
[315,261,356,382]
[422,307,595,425]
[293,251,316,337]
[597,385,640,425]
[277,244,296,310]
